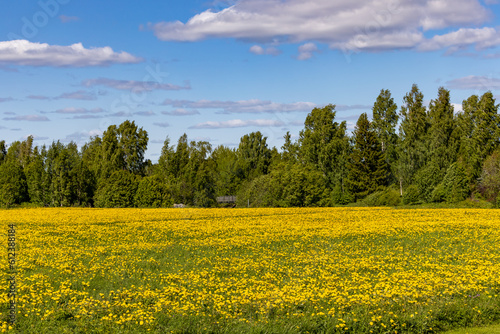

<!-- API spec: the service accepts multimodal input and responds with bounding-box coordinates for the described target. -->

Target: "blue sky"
[1,0,500,161]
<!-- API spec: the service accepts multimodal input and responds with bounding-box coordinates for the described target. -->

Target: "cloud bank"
[148,0,499,54]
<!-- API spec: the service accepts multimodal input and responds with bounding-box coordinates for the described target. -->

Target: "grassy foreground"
[0,207,499,333]
[444,323,500,333]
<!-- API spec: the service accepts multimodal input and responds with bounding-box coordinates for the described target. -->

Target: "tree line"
[1,84,499,208]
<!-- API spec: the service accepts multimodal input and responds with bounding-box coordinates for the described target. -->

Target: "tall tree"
[371,89,398,184]
[457,92,499,186]
[47,141,80,206]
[0,160,28,207]
[116,120,149,175]
[299,104,350,195]
[236,131,272,181]
[427,87,457,171]
[24,146,47,205]
[396,84,429,195]
[94,170,138,208]
[281,131,299,163]
[347,113,386,200]
[0,140,6,165]
[212,145,240,197]
[413,87,458,202]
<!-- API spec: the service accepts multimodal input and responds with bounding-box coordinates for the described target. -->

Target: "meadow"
[0,207,499,333]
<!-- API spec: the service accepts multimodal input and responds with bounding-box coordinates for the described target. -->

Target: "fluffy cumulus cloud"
[190,118,284,129]
[148,0,498,53]
[82,77,190,92]
[0,40,142,67]
[419,27,500,52]
[162,99,316,113]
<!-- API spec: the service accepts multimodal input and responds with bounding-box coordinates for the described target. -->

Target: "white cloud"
[0,40,142,67]
[3,114,50,121]
[419,27,500,52]
[163,99,316,113]
[297,42,318,60]
[0,97,14,103]
[63,129,102,143]
[249,45,281,55]
[148,0,492,53]
[82,77,190,92]
[190,118,285,129]
[446,75,500,90]
[452,103,463,113]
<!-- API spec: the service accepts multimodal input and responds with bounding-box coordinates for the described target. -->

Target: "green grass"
[443,323,500,333]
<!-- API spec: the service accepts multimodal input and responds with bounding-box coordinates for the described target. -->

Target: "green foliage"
[430,183,446,203]
[427,87,458,171]
[0,160,28,207]
[237,163,329,207]
[212,145,240,197]
[270,163,329,207]
[331,183,353,205]
[361,187,401,206]
[94,170,138,208]
[134,175,173,208]
[414,161,442,202]
[236,174,274,207]
[397,84,429,188]
[299,104,350,188]
[0,140,6,165]
[0,88,497,208]
[441,162,470,203]
[24,146,47,206]
[236,131,272,181]
[347,113,387,200]
[479,150,500,202]
[457,92,499,186]
[403,184,421,205]
[371,89,399,184]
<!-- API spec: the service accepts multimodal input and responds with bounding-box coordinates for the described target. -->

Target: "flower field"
[0,207,499,333]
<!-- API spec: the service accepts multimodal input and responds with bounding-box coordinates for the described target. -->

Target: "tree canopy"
[1,86,499,208]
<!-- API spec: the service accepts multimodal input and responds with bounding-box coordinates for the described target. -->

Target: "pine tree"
[348,113,386,200]
[371,89,398,185]
[396,84,429,195]
[427,87,457,171]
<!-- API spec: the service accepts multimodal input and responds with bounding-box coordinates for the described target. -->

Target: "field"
[0,208,499,333]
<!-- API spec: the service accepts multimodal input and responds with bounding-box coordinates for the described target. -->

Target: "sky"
[1,0,500,161]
